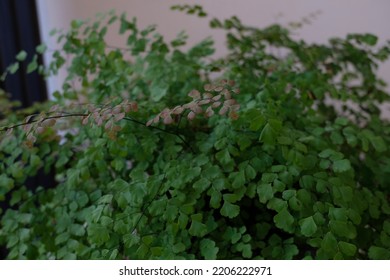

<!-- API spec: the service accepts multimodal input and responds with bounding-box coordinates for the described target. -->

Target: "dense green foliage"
[1,7,390,259]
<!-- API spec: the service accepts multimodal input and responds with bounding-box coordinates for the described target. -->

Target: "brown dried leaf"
[97,117,103,127]
[230,104,240,111]
[107,131,117,140]
[6,128,13,136]
[212,94,221,101]
[188,89,201,100]
[187,111,196,120]
[228,80,235,86]
[192,105,203,114]
[163,115,173,125]
[172,106,184,115]
[87,104,95,112]
[219,106,228,116]
[25,115,35,124]
[123,104,132,113]
[131,102,138,112]
[160,108,170,118]
[229,111,239,120]
[233,88,240,94]
[224,99,237,106]
[82,116,89,125]
[36,126,45,134]
[214,86,224,92]
[212,101,222,108]
[41,118,56,127]
[114,112,126,122]
[24,140,34,149]
[102,111,111,121]
[203,92,213,99]
[204,84,214,91]
[23,124,32,133]
[183,103,192,109]
[113,125,122,132]
[221,89,231,99]
[27,133,37,142]
[113,106,122,115]
[146,119,154,126]
[198,99,211,105]
[49,104,59,113]
[205,106,214,117]
[105,120,113,131]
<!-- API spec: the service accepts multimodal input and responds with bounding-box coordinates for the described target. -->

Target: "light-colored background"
[35,0,390,116]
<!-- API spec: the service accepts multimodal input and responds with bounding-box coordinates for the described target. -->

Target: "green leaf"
[277,136,293,145]
[215,149,232,165]
[248,111,265,131]
[232,170,245,189]
[236,242,252,258]
[383,221,390,234]
[300,175,315,189]
[36,44,47,54]
[70,223,86,236]
[274,208,295,233]
[245,164,257,180]
[97,194,113,204]
[27,55,38,73]
[150,82,168,102]
[259,123,275,145]
[71,19,84,29]
[220,201,240,218]
[330,131,344,145]
[55,232,70,245]
[361,34,378,46]
[8,62,19,74]
[123,233,140,247]
[335,117,349,126]
[188,220,208,237]
[87,224,110,246]
[368,246,390,260]
[209,188,222,209]
[193,178,211,192]
[0,175,14,190]
[172,243,186,253]
[338,241,357,256]
[267,197,287,212]
[370,136,387,152]
[332,159,351,173]
[261,173,277,183]
[330,220,356,239]
[300,216,318,237]
[16,50,27,61]
[76,191,89,208]
[321,232,338,254]
[257,183,274,204]
[200,238,219,259]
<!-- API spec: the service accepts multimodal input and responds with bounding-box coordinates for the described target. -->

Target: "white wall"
[36,0,390,116]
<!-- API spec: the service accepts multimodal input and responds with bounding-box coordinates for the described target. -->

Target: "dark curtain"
[0,0,47,106]
[1,0,54,259]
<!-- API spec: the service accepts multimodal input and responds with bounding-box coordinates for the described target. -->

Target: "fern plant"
[1,6,390,260]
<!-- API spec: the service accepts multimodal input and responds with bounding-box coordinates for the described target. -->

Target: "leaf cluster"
[0,7,390,260]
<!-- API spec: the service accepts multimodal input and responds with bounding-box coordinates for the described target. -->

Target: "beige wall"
[36,0,390,116]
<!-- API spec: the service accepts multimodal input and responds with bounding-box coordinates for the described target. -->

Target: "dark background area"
[0,0,47,106]
[0,0,52,259]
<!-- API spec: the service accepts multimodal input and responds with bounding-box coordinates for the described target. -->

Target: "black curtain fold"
[1,0,52,260]
[0,0,47,106]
